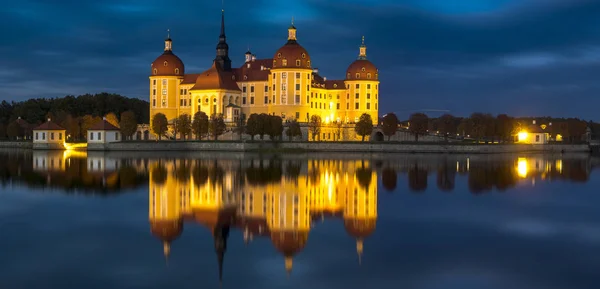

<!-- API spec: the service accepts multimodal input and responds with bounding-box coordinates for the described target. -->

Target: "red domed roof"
[344,218,376,238]
[151,51,184,76]
[270,231,309,256]
[346,59,378,81]
[150,219,183,242]
[273,42,311,69]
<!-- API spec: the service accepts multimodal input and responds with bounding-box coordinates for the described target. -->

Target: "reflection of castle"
[148,158,377,281]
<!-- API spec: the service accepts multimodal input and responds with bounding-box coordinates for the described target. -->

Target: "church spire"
[164,29,172,52]
[215,6,232,71]
[287,17,297,43]
[358,36,367,60]
[214,225,230,286]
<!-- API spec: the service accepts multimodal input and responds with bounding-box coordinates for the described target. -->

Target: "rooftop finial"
[361,35,365,45]
[358,36,367,60]
[167,29,170,39]
[222,0,224,12]
[291,16,294,25]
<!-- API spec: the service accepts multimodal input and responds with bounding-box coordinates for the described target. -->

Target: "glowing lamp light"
[517,131,529,142]
[324,116,330,124]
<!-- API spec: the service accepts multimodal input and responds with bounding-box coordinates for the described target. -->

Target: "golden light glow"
[555,160,562,174]
[517,131,529,143]
[556,134,563,142]
[517,157,528,178]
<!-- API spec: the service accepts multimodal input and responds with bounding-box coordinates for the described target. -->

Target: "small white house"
[517,122,549,144]
[33,118,66,150]
[224,103,241,123]
[88,117,121,145]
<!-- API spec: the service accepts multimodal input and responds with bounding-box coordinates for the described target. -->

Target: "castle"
[149,10,380,129]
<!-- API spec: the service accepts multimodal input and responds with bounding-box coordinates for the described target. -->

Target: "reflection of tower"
[344,162,377,264]
[149,161,184,262]
[214,225,230,285]
[267,187,310,277]
[238,187,269,244]
[308,160,343,219]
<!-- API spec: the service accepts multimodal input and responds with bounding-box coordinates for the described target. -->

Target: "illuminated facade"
[149,11,380,128]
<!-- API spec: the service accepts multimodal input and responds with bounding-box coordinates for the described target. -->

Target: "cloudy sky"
[1,0,600,120]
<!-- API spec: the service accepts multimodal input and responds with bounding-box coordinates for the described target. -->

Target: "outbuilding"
[32,118,66,150]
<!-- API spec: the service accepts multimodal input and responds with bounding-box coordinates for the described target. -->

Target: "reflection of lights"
[466,158,470,171]
[517,158,528,178]
[456,161,459,172]
[517,132,528,143]
[556,160,563,174]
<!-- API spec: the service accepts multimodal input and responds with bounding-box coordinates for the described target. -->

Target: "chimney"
[324,77,327,81]
[251,54,256,61]
[532,120,536,125]
[313,68,319,74]
[260,65,264,70]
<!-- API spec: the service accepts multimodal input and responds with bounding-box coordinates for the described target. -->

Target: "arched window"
[367,73,371,79]
[361,67,366,72]
[356,73,360,79]
[307,60,311,67]
[153,68,157,75]
[277,53,282,58]
[175,68,179,74]
[347,73,350,78]
[301,53,306,59]
[282,59,288,66]
[296,59,301,66]
[163,61,168,66]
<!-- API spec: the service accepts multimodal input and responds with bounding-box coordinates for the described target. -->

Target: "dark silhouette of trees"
[285,120,302,141]
[175,114,192,140]
[355,113,373,141]
[192,111,209,140]
[437,114,457,141]
[151,113,168,140]
[192,162,209,185]
[151,163,168,185]
[356,161,373,190]
[496,114,514,143]
[381,167,397,192]
[409,113,429,141]
[267,115,283,141]
[436,162,455,192]
[209,114,226,140]
[381,113,399,141]
[309,115,322,141]
[120,111,137,140]
[245,113,260,140]
[408,163,428,192]
[6,121,23,140]
[0,123,5,140]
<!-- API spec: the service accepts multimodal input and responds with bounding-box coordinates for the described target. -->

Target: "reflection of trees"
[436,162,455,192]
[356,161,373,190]
[174,160,191,184]
[408,163,427,192]
[209,160,225,187]
[467,162,518,194]
[381,167,397,192]
[245,159,283,186]
[151,162,168,185]
[284,160,301,181]
[192,162,209,186]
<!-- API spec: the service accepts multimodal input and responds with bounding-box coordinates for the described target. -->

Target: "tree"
[468,113,490,143]
[209,114,226,140]
[80,115,101,140]
[257,113,269,140]
[6,121,22,140]
[245,113,259,140]
[120,111,138,140]
[151,113,168,140]
[104,112,120,128]
[285,119,302,141]
[309,115,322,141]
[175,114,192,140]
[382,167,397,192]
[0,123,6,140]
[496,114,514,143]
[267,115,283,141]
[192,111,209,140]
[437,114,456,142]
[409,113,429,141]
[355,113,373,141]
[381,113,399,141]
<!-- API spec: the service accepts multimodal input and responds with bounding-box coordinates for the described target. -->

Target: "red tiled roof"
[235,59,272,82]
[190,62,241,91]
[527,124,545,134]
[33,120,65,131]
[181,73,201,85]
[325,79,345,90]
[89,119,120,131]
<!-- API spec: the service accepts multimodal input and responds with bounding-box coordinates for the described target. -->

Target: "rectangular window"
[242,97,247,105]
[273,73,276,79]
[180,99,184,106]
[367,103,371,109]
[282,72,287,79]
[296,112,300,119]
[355,84,359,89]
[50,132,54,140]
[367,93,371,99]
[311,102,313,108]
[367,84,371,89]
[347,93,349,99]
[251,86,255,93]
[153,99,156,107]
[295,95,300,104]
[273,85,275,91]
[243,86,247,93]
[162,79,167,85]
[152,89,156,96]
[265,85,268,92]
[355,103,359,109]
[296,73,300,79]
[296,84,300,91]
[282,84,286,91]
[264,96,268,104]
[250,97,255,104]
[42,133,45,140]
[98,132,102,140]
[355,93,359,99]
[337,103,340,109]
[536,135,540,142]
[115,132,119,140]
[90,132,93,140]
[307,74,310,79]
[59,133,62,140]
[376,94,378,100]
[153,79,157,85]
[161,98,166,107]
[162,89,167,95]
[307,85,310,91]
[337,94,340,99]
[306,95,309,103]
[35,132,38,140]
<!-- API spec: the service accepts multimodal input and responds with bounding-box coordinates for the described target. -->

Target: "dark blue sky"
[1,0,599,120]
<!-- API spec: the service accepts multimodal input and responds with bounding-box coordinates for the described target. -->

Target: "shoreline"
[1,140,591,154]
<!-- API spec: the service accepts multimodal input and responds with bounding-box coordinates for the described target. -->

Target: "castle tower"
[214,9,232,71]
[344,36,380,124]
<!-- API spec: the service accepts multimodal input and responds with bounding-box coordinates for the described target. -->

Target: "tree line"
[0,93,149,141]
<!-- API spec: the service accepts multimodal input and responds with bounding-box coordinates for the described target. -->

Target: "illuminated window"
[162,79,167,85]
[282,72,287,79]
[277,53,282,58]
[175,68,179,74]
[307,60,311,67]
[367,73,371,79]
[163,61,168,66]
[301,53,306,59]
[356,73,360,78]
[296,59,301,66]
[361,67,366,72]
[153,68,157,75]
[282,59,288,66]
[347,73,350,78]
[282,84,287,91]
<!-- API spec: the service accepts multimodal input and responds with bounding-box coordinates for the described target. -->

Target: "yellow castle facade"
[149,11,380,126]
[148,158,378,277]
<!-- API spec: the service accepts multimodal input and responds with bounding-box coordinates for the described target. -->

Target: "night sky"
[1,0,599,120]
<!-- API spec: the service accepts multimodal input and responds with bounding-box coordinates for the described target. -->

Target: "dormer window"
[367,73,371,79]
[375,73,378,79]
[356,73,360,78]
[163,61,168,66]
[273,60,276,66]
[175,68,179,74]
[333,84,337,88]
[296,59,301,66]
[232,75,235,80]
[282,59,287,66]
[347,73,350,78]
[244,75,248,80]
[307,60,311,67]
[302,53,306,59]
[361,67,366,72]
[153,68,157,75]
[277,53,282,58]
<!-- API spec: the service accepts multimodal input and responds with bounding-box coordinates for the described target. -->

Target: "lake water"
[0,149,599,289]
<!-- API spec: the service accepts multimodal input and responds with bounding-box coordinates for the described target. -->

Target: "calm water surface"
[1,149,599,289]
